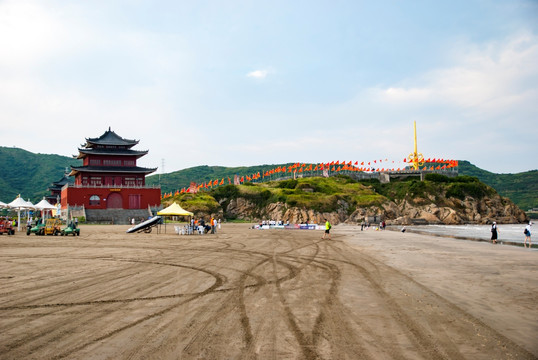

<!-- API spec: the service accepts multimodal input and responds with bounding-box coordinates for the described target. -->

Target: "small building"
[61,128,161,223]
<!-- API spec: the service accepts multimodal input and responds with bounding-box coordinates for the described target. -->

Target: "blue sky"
[1,0,537,174]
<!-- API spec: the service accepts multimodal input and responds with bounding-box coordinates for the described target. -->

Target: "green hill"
[1,146,536,212]
[163,173,527,224]
[458,161,538,211]
[0,147,80,203]
[149,161,538,212]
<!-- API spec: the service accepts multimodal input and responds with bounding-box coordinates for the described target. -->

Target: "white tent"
[8,195,34,232]
[0,200,7,208]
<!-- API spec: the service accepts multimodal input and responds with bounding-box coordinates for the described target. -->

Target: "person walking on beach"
[322,219,331,240]
[491,221,499,244]
[524,221,532,248]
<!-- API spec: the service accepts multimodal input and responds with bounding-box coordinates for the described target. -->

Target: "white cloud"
[246,69,270,79]
[374,33,538,118]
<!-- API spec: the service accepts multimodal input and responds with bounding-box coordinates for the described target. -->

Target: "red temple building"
[61,128,161,223]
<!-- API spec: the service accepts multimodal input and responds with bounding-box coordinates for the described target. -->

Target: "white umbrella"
[34,198,56,221]
[8,195,33,232]
[0,200,7,208]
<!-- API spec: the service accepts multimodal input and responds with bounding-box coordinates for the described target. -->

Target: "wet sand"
[0,223,536,359]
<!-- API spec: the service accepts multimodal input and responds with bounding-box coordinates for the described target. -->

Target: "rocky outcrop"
[219,193,527,225]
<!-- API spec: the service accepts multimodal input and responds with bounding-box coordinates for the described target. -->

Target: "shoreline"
[386,226,537,249]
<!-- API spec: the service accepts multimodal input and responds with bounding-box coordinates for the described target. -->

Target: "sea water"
[401,224,532,245]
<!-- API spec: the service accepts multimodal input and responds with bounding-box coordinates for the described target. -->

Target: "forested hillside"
[458,161,537,211]
[0,147,80,202]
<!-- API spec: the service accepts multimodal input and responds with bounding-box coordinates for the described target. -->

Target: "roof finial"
[108,126,111,131]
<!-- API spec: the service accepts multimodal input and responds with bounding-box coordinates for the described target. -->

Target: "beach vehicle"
[27,220,46,235]
[61,221,80,236]
[43,218,63,236]
[0,219,15,235]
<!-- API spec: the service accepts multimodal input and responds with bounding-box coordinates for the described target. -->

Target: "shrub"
[446,182,488,200]
[211,185,239,201]
[425,173,450,182]
[278,179,298,189]
[334,175,357,184]
[451,175,479,183]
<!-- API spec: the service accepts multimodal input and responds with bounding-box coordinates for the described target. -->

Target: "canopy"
[157,202,194,216]
[0,200,7,208]
[8,196,33,209]
[34,198,56,210]
[8,195,35,232]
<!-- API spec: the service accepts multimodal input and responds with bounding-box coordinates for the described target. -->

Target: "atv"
[61,221,80,236]
[0,219,15,235]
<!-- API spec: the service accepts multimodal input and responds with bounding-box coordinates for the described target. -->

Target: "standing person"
[321,219,331,240]
[491,221,499,244]
[524,221,532,248]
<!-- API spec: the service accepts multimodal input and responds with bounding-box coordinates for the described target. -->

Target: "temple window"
[125,177,136,186]
[90,177,102,186]
[89,195,100,206]
[103,159,122,166]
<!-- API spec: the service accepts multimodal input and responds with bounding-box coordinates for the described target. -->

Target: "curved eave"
[69,166,157,176]
[75,148,149,159]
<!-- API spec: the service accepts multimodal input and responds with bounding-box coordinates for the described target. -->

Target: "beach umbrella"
[8,195,33,232]
[34,198,56,220]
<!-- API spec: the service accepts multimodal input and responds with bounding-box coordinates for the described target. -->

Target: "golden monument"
[407,121,424,170]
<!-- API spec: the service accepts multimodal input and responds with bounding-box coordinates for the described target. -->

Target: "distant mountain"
[458,161,538,211]
[0,147,80,203]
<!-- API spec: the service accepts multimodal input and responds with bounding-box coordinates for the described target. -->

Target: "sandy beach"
[0,223,536,359]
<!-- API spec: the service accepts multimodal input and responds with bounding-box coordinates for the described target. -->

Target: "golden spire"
[407,121,424,170]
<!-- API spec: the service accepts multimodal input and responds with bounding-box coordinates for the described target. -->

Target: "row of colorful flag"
[161,159,459,199]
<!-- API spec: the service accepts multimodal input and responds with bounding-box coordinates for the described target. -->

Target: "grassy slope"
[166,174,497,219]
[165,176,386,216]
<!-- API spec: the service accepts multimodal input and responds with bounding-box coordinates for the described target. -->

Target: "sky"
[1,0,537,174]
